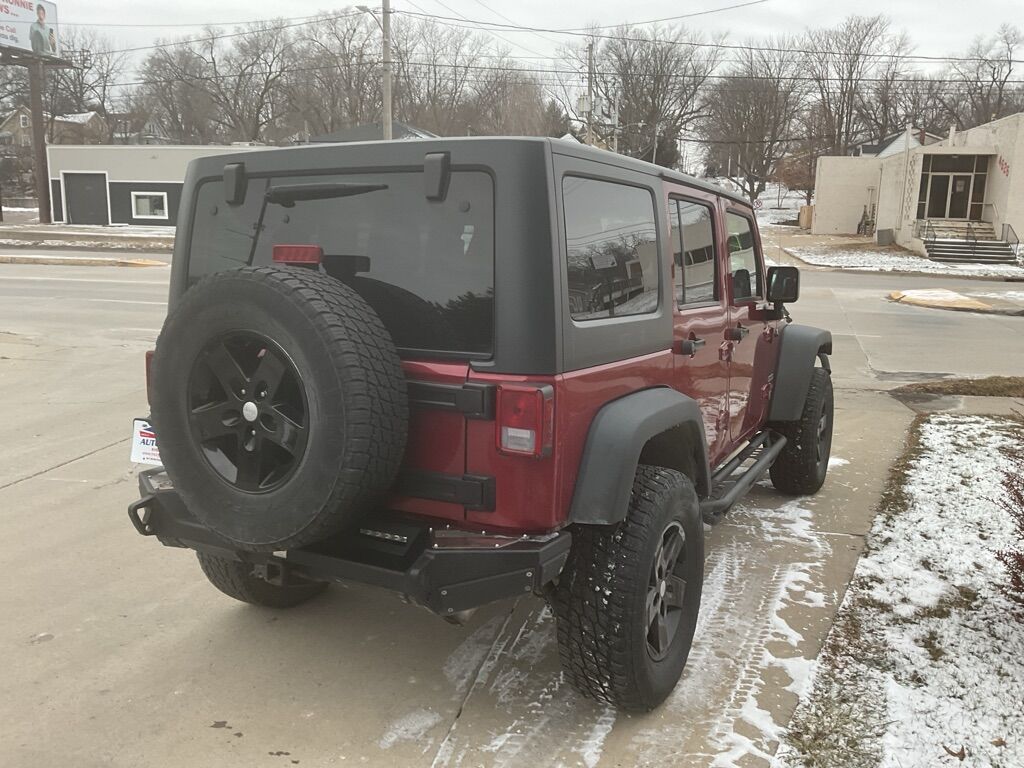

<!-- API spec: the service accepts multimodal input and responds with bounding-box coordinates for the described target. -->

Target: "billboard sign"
[0,0,59,57]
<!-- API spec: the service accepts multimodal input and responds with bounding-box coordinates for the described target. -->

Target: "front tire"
[552,466,704,712]
[197,552,327,608]
[770,366,834,495]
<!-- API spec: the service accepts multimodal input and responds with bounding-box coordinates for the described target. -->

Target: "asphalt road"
[1,262,1022,768]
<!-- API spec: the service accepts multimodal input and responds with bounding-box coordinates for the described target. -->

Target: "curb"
[887,290,1024,316]
[781,248,1024,282]
[0,239,173,253]
[0,254,167,267]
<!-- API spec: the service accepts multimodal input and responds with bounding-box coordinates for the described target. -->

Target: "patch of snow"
[378,708,443,749]
[827,457,849,468]
[786,245,1024,278]
[893,288,970,302]
[442,616,504,695]
[781,414,1024,768]
[977,290,1024,302]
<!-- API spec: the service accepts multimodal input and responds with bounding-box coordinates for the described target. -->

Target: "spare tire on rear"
[150,265,408,551]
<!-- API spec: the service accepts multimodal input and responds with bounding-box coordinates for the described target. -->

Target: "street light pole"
[358,3,393,140]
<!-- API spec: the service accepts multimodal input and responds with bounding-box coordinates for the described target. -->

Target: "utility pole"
[28,61,50,224]
[381,0,393,140]
[651,124,659,166]
[585,40,594,145]
[358,2,393,140]
[612,92,620,154]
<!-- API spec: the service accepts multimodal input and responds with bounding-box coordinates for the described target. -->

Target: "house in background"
[109,112,172,145]
[849,127,943,158]
[309,121,437,143]
[812,115,1024,264]
[0,106,108,148]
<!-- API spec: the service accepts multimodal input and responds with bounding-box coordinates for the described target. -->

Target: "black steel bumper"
[128,468,571,616]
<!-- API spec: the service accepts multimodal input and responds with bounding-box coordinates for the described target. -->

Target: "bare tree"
[559,25,723,166]
[854,30,917,143]
[391,19,489,135]
[941,24,1023,129]
[804,15,892,154]
[283,13,381,139]
[703,37,806,201]
[136,42,220,143]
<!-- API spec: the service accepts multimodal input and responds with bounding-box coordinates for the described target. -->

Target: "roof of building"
[309,121,438,143]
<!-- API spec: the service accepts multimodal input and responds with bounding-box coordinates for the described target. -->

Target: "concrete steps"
[921,219,1019,264]
[926,239,1019,264]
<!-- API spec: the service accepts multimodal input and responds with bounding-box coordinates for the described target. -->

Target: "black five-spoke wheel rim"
[646,522,688,661]
[816,408,832,469]
[187,331,309,493]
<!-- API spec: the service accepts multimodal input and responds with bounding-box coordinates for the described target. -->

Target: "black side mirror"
[766,266,800,304]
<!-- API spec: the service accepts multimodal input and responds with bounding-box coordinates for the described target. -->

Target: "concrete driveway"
[1,262,1020,767]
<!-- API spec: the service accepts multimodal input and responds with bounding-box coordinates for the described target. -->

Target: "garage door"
[64,173,109,225]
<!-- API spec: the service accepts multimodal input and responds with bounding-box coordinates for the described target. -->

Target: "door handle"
[725,325,749,342]
[675,337,706,356]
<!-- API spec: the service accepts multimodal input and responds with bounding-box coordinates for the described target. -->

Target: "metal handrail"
[921,219,937,248]
[1003,223,1021,260]
[966,221,978,258]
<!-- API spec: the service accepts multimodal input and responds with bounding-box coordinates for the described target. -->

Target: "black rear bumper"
[128,468,571,616]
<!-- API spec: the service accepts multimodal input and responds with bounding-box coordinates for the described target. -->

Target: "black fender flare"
[568,388,711,526]
[768,324,833,423]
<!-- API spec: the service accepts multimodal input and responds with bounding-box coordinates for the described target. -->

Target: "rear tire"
[197,552,327,608]
[770,366,834,495]
[552,466,704,712]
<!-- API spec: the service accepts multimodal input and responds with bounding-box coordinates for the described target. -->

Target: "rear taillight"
[497,385,554,458]
[145,349,155,406]
[272,244,323,265]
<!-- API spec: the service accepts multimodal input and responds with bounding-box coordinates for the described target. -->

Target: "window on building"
[21,135,30,147]
[562,176,659,321]
[131,191,169,220]
[725,212,762,301]
[670,199,718,306]
[19,114,28,128]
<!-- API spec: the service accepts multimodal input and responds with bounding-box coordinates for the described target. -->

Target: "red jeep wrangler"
[129,138,833,712]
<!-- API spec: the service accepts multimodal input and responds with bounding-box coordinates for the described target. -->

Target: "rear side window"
[725,212,762,300]
[670,199,717,306]
[188,170,494,357]
[562,176,659,321]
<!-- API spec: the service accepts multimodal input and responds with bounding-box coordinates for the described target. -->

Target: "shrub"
[999,426,1024,607]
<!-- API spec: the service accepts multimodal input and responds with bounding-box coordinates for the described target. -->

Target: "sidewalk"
[0,223,175,252]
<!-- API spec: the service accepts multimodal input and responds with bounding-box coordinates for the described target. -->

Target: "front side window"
[725,212,762,301]
[671,199,717,306]
[563,176,659,321]
[132,191,168,220]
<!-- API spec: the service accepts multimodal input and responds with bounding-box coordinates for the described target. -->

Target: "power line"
[392,9,1024,65]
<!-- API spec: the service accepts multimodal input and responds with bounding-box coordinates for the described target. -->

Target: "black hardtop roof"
[190,136,750,208]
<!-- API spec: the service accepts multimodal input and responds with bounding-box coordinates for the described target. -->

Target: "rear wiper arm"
[265,182,388,207]
[247,182,388,265]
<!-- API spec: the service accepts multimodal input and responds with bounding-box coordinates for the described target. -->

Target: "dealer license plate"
[130,419,162,465]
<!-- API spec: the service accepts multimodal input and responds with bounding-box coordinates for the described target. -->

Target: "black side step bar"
[699,431,787,525]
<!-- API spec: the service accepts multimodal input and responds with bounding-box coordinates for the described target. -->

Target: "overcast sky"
[56,0,1021,71]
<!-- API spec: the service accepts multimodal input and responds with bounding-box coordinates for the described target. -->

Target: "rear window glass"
[562,176,659,321]
[188,170,495,357]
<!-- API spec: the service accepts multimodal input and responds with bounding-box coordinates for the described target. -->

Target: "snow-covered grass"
[786,245,1024,278]
[778,414,1024,768]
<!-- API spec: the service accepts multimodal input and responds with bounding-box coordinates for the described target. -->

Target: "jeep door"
[667,190,731,463]
[723,206,774,442]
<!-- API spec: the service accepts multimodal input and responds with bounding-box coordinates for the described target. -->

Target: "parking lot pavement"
[0,262,1018,767]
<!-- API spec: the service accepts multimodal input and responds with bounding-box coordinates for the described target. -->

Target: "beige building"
[812,113,1023,263]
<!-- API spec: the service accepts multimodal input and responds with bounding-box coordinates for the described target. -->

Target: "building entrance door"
[926,174,950,219]
[948,174,971,219]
